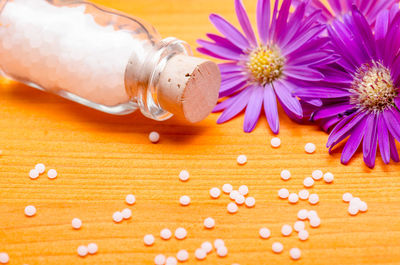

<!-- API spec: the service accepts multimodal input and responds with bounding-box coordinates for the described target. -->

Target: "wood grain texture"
[1,0,400,264]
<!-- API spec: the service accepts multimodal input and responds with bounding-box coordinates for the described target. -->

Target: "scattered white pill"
[87,243,98,254]
[204,217,215,229]
[308,194,319,205]
[298,230,309,241]
[227,202,238,213]
[298,189,309,200]
[214,239,225,249]
[348,204,359,215]
[342,193,353,203]
[222,183,233,194]
[174,227,187,240]
[125,194,136,205]
[160,228,172,240]
[281,224,293,236]
[35,163,45,174]
[144,234,155,246]
[230,190,240,200]
[176,250,189,262]
[288,193,299,204]
[149,131,160,143]
[359,201,368,212]
[179,170,190,182]
[303,177,315,188]
[350,197,362,207]
[29,169,39,179]
[294,221,305,232]
[217,246,228,257]
[272,242,283,253]
[238,185,249,196]
[307,210,318,219]
[112,211,123,223]
[77,245,88,257]
[201,241,213,254]
[323,172,334,183]
[179,195,191,206]
[259,227,271,239]
[305,143,316,153]
[0,253,9,264]
[154,254,166,265]
[121,208,132,219]
[290,248,301,260]
[271,137,281,148]
[165,256,177,265]
[278,188,289,199]
[71,218,82,229]
[209,187,221,199]
[24,205,36,217]
[235,194,245,205]
[280,170,291,180]
[297,209,308,220]
[195,248,207,260]
[237,155,247,165]
[312,170,323,180]
[245,196,256,207]
[47,169,57,179]
[309,217,321,228]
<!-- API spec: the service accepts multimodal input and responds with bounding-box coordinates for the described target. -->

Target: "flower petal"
[197,39,243,61]
[389,133,400,162]
[235,0,257,47]
[218,63,244,74]
[217,88,252,123]
[263,83,279,134]
[219,75,248,98]
[383,107,400,142]
[312,103,354,120]
[377,113,390,164]
[257,0,271,44]
[328,111,365,147]
[243,85,264,132]
[284,66,324,82]
[273,80,303,119]
[362,114,378,168]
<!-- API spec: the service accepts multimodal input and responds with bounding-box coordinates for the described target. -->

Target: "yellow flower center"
[246,46,285,85]
[351,62,398,111]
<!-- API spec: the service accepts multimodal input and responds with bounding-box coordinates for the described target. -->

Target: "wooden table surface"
[1,0,400,264]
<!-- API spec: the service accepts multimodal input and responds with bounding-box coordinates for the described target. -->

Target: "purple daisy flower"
[197,0,335,133]
[299,6,400,168]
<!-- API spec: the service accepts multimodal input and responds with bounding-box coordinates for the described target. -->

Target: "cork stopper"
[157,55,220,123]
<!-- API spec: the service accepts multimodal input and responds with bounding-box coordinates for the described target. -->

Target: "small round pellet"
[238,185,249,196]
[278,188,289,199]
[297,209,308,220]
[230,190,240,200]
[290,248,301,260]
[35,163,45,174]
[179,170,190,182]
[271,137,281,148]
[309,217,321,228]
[0,253,9,264]
[342,193,353,203]
[201,241,213,253]
[24,205,36,217]
[237,155,247,165]
[350,197,362,207]
[72,218,82,230]
[160,228,172,240]
[294,221,305,232]
[29,169,39,180]
[305,143,316,153]
[112,211,123,223]
[144,234,155,246]
[179,195,191,206]
[195,248,207,260]
[235,194,245,205]
[227,202,238,214]
[288,193,299,204]
[348,204,359,215]
[149,131,160,143]
[272,242,283,253]
[307,210,318,219]
[176,250,189,262]
[259,227,271,239]
[204,217,215,229]
[323,172,334,183]
[214,239,225,249]
[174,227,187,240]
[359,201,368,212]
[222,183,233,194]
[298,230,309,241]
[77,245,88,257]
[303,177,314,188]
[312,170,323,180]
[121,208,132,219]
[216,246,228,257]
[245,197,256,207]
[154,254,166,265]
[165,257,177,265]
[209,187,221,199]
[87,243,98,254]
[125,194,136,205]
[280,170,291,180]
[281,224,293,236]
[47,169,57,179]
[308,194,319,205]
[298,189,309,200]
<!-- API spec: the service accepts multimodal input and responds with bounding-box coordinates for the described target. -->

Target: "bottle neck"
[125,37,192,121]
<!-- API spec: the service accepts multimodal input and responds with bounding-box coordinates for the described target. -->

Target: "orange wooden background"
[1,0,400,264]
